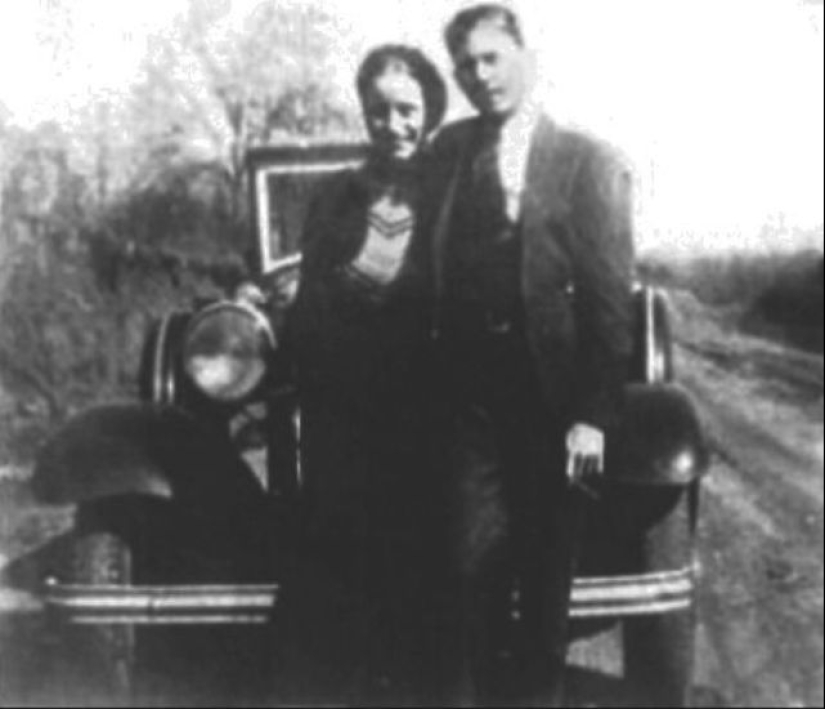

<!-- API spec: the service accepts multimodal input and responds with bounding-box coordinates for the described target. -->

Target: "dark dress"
[283,164,438,702]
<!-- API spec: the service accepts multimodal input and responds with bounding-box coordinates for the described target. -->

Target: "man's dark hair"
[444,3,524,57]
[356,44,447,134]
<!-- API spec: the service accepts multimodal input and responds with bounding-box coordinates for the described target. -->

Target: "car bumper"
[41,564,695,626]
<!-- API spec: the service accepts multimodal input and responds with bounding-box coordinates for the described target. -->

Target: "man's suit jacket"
[420,114,636,431]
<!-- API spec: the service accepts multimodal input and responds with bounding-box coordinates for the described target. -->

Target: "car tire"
[67,521,137,704]
[623,482,698,707]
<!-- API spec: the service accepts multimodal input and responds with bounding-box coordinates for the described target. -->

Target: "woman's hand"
[234,282,267,306]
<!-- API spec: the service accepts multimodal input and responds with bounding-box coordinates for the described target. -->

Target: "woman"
[284,45,447,704]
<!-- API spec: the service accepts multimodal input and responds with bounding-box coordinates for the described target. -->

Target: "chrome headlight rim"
[181,300,276,403]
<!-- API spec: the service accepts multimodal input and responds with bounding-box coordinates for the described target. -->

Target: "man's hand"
[565,423,605,498]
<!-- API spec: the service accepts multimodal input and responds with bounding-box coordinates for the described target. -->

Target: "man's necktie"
[471,120,507,225]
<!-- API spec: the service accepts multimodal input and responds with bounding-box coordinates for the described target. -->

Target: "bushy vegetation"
[751,253,824,352]
[639,248,824,352]
[0,0,361,463]
[0,147,250,461]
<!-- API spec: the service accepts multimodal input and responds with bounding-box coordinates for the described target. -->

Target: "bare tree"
[127,0,360,217]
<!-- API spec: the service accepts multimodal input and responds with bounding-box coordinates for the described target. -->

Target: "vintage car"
[30,143,709,707]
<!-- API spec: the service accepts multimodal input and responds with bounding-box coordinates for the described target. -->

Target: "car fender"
[607,383,709,486]
[32,403,262,506]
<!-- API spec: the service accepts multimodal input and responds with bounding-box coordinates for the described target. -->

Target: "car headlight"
[182,302,275,402]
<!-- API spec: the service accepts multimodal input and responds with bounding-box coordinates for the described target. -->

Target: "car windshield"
[249,144,367,276]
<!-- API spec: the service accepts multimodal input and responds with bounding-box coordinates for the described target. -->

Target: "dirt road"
[1,291,822,707]
[672,292,823,708]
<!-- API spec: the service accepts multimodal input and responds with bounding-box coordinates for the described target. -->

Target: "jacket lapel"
[430,121,479,333]
[520,114,566,225]
[430,114,576,334]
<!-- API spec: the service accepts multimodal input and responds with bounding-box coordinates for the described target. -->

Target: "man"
[421,4,635,705]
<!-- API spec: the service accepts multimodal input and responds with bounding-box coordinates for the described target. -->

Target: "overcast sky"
[1,0,822,255]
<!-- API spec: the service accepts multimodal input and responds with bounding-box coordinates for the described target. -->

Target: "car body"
[30,142,709,706]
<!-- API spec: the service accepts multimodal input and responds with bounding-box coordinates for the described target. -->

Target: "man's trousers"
[434,328,583,706]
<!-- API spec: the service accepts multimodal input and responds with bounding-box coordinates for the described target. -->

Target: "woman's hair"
[356,44,447,134]
[444,3,524,57]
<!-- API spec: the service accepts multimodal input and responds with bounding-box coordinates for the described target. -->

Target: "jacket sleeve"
[281,172,348,388]
[409,121,475,335]
[408,138,458,286]
[568,142,636,431]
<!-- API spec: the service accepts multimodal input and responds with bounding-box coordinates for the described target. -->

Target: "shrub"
[0,157,250,460]
[751,255,823,352]
[639,249,824,352]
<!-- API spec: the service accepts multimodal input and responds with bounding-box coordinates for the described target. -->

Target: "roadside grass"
[639,249,824,353]
[0,478,74,585]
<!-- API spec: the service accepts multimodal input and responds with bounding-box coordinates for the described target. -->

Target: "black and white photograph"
[1,1,822,706]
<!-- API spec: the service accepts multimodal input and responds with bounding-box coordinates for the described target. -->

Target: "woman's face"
[361,69,426,163]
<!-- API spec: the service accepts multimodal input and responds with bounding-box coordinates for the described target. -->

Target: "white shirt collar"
[496,96,543,221]
[501,96,542,144]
